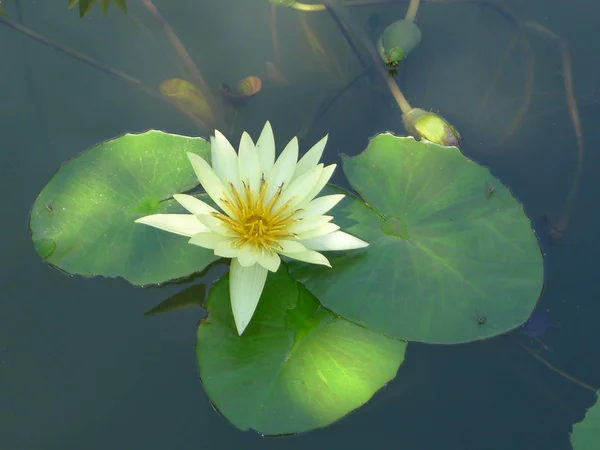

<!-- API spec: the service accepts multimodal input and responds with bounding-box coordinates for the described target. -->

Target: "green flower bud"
[402,108,461,148]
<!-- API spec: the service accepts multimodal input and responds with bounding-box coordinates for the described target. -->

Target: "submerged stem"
[0,16,158,98]
[526,21,584,235]
[500,30,535,141]
[271,4,282,65]
[518,341,597,393]
[405,0,421,22]
[139,0,227,132]
[324,0,412,114]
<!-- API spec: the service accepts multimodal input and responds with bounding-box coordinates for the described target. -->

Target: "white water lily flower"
[135,121,369,335]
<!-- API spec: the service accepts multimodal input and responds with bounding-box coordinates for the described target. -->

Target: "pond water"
[1,1,600,449]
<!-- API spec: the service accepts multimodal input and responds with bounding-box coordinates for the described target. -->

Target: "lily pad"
[29,130,219,286]
[290,134,544,344]
[571,393,600,450]
[196,264,406,435]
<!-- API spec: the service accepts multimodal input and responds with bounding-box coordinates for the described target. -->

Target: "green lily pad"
[290,134,544,344]
[571,393,600,450]
[29,130,219,286]
[196,264,406,435]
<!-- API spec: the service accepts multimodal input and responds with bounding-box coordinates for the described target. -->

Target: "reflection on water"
[1,0,600,449]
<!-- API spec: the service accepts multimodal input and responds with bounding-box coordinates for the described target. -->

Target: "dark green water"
[2,1,600,449]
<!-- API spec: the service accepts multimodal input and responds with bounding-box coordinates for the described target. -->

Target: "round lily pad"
[571,393,600,450]
[290,134,544,344]
[29,130,219,286]
[196,264,406,435]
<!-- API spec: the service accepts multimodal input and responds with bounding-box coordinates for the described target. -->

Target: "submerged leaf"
[161,78,215,130]
[113,0,126,13]
[68,0,127,17]
[197,264,405,435]
[220,76,262,108]
[144,284,207,316]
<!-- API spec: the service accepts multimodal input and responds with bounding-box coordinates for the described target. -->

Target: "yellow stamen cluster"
[213,177,301,251]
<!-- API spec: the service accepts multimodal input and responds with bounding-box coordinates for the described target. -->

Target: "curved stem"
[500,30,535,140]
[324,0,412,114]
[478,31,519,115]
[271,4,282,66]
[405,0,421,22]
[324,5,368,69]
[517,341,597,393]
[526,21,584,234]
[299,63,373,138]
[140,0,227,132]
[0,15,158,98]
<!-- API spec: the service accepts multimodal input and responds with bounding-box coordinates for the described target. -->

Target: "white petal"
[280,249,331,267]
[186,152,235,216]
[296,222,340,240]
[265,136,298,200]
[230,259,268,335]
[215,239,240,258]
[237,131,261,195]
[188,232,229,249]
[290,215,334,235]
[297,194,345,218]
[301,230,369,251]
[292,134,328,181]
[236,245,260,267]
[257,251,281,272]
[272,164,323,212]
[256,121,275,177]
[195,213,236,236]
[173,194,217,215]
[301,163,337,206]
[134,214,207,237]
[211,130,241,191]
[275,239,307,254]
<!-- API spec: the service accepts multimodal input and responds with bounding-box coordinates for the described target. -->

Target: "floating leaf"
[377,19,422,67]
[220,76,262,108]
[197,264,405,435]
[571,393,600,450]
[290,134,544,344]
[160,78,215,130]
[29,130,219,286]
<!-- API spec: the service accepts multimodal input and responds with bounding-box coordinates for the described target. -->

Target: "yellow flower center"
[213,177,299,251]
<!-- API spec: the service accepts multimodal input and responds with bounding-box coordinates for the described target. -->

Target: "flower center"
[213,177,300,251]
[243,214,270,238]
